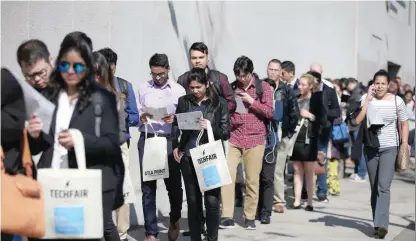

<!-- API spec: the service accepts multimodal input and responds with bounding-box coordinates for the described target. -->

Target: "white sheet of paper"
[176,111,203,130]
[14,73,56,134]
[143,106,169,121]
[235,97,247,113]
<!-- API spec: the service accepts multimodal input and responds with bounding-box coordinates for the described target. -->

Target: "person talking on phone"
[352,69,409,239]
[135,53,185,241]
[26,31,123,241]
[172,67,230,241]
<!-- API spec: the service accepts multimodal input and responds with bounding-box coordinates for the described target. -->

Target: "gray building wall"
[2,1,415,89]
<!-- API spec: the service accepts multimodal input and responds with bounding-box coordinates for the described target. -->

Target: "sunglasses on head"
[58,61,86,74]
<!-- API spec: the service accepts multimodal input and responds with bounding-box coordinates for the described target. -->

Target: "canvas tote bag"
[37,129,103,239]
[189,120,232,192]
[142,121,169,182]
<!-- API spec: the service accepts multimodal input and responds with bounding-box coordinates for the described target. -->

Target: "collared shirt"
[289,77,297,88]
[136,79,186,134]
[230,78,274,149]
[51,91,77,169]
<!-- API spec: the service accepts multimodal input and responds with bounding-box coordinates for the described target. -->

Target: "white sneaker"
[349,174,366,182]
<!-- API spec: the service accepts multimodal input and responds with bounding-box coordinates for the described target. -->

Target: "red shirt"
[230,79,274,149]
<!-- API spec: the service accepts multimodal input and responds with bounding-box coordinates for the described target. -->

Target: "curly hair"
[48,31,95,112]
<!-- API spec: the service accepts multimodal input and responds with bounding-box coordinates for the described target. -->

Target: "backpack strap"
[255,77,264,103]
[92,93,103,137]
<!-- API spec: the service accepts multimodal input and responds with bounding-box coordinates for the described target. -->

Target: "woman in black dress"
[291,73,325,211]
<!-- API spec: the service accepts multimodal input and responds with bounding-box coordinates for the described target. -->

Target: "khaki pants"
[221,143,265,220]
[273,136,291,205]
[116,143,130,239]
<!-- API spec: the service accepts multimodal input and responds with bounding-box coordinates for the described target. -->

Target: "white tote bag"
[287,118,305,157]
[120,144,136,204]
[142,122,169,182]
[37,129,103,239]
[189,120,232,192]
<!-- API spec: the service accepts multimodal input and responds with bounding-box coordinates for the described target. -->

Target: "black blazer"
[1,68,28,173]
[29,85,123,192]
[172,94,230,152]
[320,84,341,142]
[307,92,328,139]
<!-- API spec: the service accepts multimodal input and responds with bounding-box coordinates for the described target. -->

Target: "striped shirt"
[361,94,408,148]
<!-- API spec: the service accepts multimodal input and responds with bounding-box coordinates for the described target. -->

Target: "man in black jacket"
[307,70,340,202]
[267,59,300,213]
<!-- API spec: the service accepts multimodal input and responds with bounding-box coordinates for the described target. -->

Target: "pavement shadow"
[309,215,374,237]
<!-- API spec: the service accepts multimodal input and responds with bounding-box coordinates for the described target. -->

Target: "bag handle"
[69,129,86,170]
[196,120,214,147]
[22,128,33,178]
[144,117,157,139]
[395,95,402,145]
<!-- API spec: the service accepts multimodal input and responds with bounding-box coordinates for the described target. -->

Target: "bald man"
[310,63,334,88]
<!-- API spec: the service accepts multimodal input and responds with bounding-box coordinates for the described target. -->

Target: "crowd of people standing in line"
[1,30,414,241]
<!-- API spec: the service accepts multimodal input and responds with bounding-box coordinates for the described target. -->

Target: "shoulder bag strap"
[395,95,402,145]
[22,128,33,178]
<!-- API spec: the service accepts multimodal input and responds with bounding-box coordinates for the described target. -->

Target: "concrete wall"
[1,1,415,88]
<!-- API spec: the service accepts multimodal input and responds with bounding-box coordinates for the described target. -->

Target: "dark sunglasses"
[58,61,86,74]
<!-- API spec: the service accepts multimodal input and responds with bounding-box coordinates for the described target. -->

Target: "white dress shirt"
[51,91,78,169]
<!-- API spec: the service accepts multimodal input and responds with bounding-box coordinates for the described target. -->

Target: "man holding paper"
[136,53,186,241]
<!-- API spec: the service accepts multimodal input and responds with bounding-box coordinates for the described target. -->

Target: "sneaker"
[349,174,367,182]
[219,218,235,229]
[260,216,271,224]
[244,219,256,230]
[317,196,329,203]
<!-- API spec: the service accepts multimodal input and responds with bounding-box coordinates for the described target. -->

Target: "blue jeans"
[316,141,328,198]
[353,130,367,178]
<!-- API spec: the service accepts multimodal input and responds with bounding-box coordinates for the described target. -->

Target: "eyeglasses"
[58,61,86,74]
[24,68,48,81]
[150,72,167,79]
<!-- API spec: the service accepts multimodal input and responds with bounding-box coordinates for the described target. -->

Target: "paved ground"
[124,129,415,241]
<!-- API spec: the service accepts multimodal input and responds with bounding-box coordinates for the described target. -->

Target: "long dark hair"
[188,67,219,109]
[92,51,116,94]
[48,31,95,112]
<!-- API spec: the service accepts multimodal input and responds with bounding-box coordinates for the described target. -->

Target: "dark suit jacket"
[320,84,341,142]
[1,68,27,172]
[29,84,123,192]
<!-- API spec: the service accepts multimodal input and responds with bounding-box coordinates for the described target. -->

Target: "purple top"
[136,79,186,134]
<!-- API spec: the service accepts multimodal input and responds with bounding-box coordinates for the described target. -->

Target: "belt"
[140,132,171,139]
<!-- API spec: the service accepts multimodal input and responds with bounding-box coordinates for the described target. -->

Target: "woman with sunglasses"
[26,31,123,241]
[172,68,230,241]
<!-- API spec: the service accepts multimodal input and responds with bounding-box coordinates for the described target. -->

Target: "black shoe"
[121,239,128,241]
[182,231,191,236]
[260,216,271,224]
[376,227,388,239]
[305,205,314,211]
[317,196,329,203]
[244,219,256,230]
[219,218,235,229]
[292,204,302,209]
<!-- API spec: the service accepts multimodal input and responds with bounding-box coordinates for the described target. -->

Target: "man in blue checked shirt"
[98,47,139,241]
[99,48,140,146]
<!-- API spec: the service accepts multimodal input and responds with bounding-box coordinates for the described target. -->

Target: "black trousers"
[257,147,277,217]
[26,190,119,241]
[181,155,220,241]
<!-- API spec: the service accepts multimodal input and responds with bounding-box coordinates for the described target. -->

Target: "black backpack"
[117,77,129,98]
